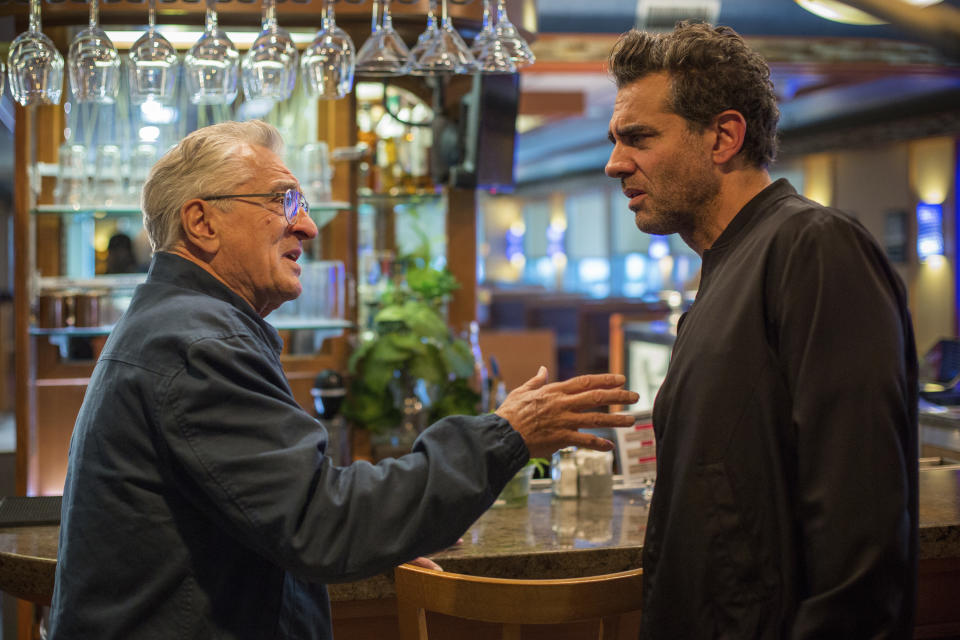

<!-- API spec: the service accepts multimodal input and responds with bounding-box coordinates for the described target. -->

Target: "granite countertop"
[329,467,960,602]
[0,525,57,604]
[327,487,651,601]
[2,469,960,605]
[919,408,960,429]
[919,407,960,455]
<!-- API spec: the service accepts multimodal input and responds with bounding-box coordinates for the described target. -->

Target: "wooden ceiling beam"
[518,90,586,117]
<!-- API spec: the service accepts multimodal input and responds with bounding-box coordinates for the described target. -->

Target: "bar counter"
[919,407,960,460]
[1,468,959,634]
[329,484,651,602]
[331,467,960,602]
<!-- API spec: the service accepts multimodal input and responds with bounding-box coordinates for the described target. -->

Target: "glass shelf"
[30,325,116,338]
[31,202,352,217]
[269,318,352,332]
[38,273,147,290]
[32,204,142,218]
[30,317,352,338]
[358,190,443,205]
[31,318,353,359]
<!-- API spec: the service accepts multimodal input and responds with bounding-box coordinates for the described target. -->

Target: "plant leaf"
[442,338,476,379]
[403,301,449,341]
[409,345,446,386]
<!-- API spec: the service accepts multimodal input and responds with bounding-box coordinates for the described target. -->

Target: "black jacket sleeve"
[771,213,917,638]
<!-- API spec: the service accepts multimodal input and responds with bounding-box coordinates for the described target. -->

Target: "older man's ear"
[179,199,221,256]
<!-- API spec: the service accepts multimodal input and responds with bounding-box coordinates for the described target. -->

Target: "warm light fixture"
[909,137,954,205]
[793,0,943,25]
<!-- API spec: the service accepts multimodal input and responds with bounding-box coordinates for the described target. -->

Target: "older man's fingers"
[581,411,639,428]
[559,432,615,452]
[559,388,639,412]
[515,366,549,392]
[552,373,627,393]
[408,556,444,571]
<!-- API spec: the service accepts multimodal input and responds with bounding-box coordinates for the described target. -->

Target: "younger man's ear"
[711,110,747,165]
[179,199,220,255]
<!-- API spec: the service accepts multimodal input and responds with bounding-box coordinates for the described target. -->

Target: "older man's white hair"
[141,120,285,252]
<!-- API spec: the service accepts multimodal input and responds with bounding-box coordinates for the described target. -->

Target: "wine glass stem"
[481,0,492,29]
[262,0,277,31]
[440,0,448,22]
[370,0,380,33]
[324,0,336,28]
[382,0,394,31]
[427,0,438,25]
[148,0,157,29]
[496,0,508,25]
[205,0,218,32]
[89,0,99,29]
[28,0,41,33]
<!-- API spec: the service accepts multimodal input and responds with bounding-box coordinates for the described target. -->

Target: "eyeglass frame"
[197,188,310,225]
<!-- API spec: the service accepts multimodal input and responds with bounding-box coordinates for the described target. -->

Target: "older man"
[48,120,638,638]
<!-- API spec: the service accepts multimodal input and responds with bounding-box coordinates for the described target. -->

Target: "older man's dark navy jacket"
[48,252,528,639]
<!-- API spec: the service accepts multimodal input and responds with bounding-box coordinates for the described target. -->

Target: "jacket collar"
[705,178,796,255]
[146,252,284,353]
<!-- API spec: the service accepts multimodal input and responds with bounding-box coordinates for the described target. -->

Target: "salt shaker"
[551,447,579,498]
[575,449,614,499]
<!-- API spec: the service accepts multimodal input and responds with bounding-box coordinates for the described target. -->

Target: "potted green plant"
[343,254,480,442]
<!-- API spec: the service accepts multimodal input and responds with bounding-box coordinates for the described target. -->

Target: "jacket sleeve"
[770,213,917,638]
[160,333,529,583]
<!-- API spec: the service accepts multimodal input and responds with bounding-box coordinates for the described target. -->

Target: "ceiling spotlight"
[794,0,943,25]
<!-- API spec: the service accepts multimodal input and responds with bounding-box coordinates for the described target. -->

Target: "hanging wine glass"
[470,0,495,57]
[408,0,440,66]
[184,0,240,105]
[473,37,516,74]
[491,0,535,67]
[128,0,179,104]
[7,0,64,106]
[241,0,298,102]
[411,0,475,75]
[301,0,356,100]
[355,0,411,77]
[68,0,122,103]
[473,0,516,75]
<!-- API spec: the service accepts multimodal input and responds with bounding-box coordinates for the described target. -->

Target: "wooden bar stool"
[394,564,643,640]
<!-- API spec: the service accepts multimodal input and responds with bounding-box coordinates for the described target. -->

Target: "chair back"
[395,564,643,640]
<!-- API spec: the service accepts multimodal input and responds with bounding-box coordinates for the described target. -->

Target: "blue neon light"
[917,202,944,259]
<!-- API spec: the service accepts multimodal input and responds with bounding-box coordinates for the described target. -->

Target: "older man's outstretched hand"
[495,367,640,459]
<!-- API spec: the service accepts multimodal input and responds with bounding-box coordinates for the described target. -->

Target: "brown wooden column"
[446,186,477,333]
[13,104,33,498]
[317,93,359,330]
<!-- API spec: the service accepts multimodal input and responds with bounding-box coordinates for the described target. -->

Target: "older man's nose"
[291,208,318,239]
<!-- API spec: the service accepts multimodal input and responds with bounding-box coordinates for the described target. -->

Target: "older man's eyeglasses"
[199,188,310,225]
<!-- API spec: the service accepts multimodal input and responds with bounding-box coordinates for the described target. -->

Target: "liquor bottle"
[356,101,377,194]
[410,125,434,192]
[467,321,489,413]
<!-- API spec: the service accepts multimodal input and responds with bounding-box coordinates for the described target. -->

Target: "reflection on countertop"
[329,469,960,602]
[328,487,651,601]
